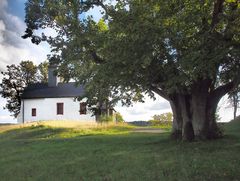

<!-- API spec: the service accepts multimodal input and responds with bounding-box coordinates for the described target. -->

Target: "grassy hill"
[0,119,240,181]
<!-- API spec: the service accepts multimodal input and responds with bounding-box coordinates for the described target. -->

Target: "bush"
[152,112,173,122]
[148,120,172,128]
[99,115,114,123]
[115,112,124,123]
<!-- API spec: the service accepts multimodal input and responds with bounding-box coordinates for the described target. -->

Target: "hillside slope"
[0,119,239,181]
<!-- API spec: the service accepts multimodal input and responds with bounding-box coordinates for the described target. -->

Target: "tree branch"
[211,0,225,30]
[211,81,234,102]
[90,50,105,64]
[150,85,170,101]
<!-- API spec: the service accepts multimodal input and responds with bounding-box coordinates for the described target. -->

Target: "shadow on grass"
[0,125,67,140]
[0,124,136,141]
[0,119,240,181]
[0,120,239,153]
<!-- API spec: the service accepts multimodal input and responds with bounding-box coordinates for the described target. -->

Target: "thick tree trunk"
[170,92,220,141]
[169,95,183,140]
[179,95,194,141]
[153,80,234,141]
[169,81,233,141]
[169,93,194,141]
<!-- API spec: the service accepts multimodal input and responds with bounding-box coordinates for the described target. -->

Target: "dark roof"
[21,82,85,99]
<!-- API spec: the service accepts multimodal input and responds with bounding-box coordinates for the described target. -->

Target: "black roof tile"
[21,82,85,99]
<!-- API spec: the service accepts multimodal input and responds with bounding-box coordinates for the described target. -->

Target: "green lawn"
[0,119,240,181]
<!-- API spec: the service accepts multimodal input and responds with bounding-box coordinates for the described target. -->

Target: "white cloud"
[145,101,170,111]
[115,94,172,121]
[218,96,239,122]
[0,20,5,43]
[0,98,5,108]
[0,114,16,124]
[0,20,5,30]
[0,98,17,124]
[0,1,50,123]
[0,1,50,72]
[0,0,7,9]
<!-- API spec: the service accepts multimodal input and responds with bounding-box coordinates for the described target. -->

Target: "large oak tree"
[23,0,240,141]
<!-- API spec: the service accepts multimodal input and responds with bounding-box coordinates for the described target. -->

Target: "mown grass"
[0,119,240,181]
[148,123,172,131]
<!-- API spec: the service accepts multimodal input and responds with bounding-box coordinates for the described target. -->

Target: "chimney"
[48,63,60,87]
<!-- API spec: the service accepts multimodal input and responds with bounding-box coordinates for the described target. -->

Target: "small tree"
[99,114,113,124]
[0,61,47,117]
[115,112,124,123]
[228,87,240,120]
[153,112,173,122]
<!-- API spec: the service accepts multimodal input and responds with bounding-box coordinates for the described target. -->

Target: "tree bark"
[169,94,183,140]
[168,93,195,141]
[233,95,237,120]
[164,80,234,141]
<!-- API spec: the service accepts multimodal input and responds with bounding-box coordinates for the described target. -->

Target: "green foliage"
[0,61,48,117]
[23,0,240,104]
[148,120,172,129]
[23,0,240,139]
[99,114,114,123]
[0,123,134,139]
[152,112,173,122]
[115,112,125,123]
[149,112,173,129]
[0,61,38,117]
[38,61,49,83]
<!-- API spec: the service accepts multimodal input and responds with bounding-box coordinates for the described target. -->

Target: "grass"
[148,123,172,131]
[0,119,240,181]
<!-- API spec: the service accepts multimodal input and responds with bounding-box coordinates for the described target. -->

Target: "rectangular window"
[57,103,64,115]
[80,102,87,115]
[32,108,36,117]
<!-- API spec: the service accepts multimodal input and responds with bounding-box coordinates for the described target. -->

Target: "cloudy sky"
[0,0,238,123]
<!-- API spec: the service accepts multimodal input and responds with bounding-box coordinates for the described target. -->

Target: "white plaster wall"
[17,100,24,124]
[21,98,95,123]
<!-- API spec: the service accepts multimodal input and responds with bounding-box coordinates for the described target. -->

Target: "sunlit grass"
[0,121,135,140]
[0,118,239,180]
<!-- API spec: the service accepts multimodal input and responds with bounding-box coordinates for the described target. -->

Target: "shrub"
[148,119,172,128]
[152,112,173,122]
[115,112,124,123]
[99,115,114,123]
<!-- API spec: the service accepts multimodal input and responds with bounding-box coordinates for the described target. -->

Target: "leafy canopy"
[23,0,240,106]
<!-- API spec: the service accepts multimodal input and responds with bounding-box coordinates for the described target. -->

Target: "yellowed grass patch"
[0,120,128,133]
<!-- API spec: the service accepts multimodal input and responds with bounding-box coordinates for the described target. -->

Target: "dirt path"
[131,128,166,133]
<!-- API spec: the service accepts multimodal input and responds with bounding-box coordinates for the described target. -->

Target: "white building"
[17,64,95,123]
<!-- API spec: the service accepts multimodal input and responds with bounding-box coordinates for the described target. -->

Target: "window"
[32,108,36,117]
[57,103,64,115]
[80,102,87,115]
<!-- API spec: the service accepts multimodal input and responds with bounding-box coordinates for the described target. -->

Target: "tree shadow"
[0,125,67,140]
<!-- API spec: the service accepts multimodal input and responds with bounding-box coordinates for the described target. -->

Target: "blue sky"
[0,0,238,123]
[7,0,25,19]
[0,0,50,123]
